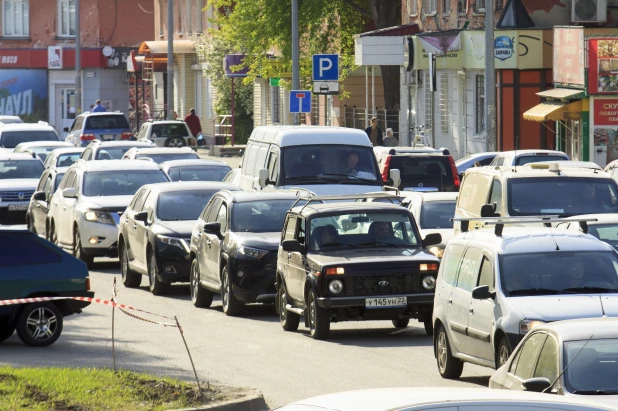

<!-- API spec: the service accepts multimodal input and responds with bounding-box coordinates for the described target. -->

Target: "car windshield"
[515,155,567,166]
[82,170,168,196]
[136,153,199,164]
[500,251,618,296]
[281,144,381,185]
[309,211,420,251]
[85,115,129,130]
[56,153,81,167]
[508,177,618,217]
[564,339,618,394]
[157,190,219,221]
[420,200,456,229]
[390,156,457,192]
[231,199,296,233]
[0,160,44,179]
[0,131,59,148]
[168,165,232,182]
[95,147,133,160]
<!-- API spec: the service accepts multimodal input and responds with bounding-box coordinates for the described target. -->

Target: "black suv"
[189,191,300,316]
[276,194,442,340]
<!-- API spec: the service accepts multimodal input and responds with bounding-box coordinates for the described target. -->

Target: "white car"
[0,122,61,149]
[455,152,499,175]
[433,219,618,379]
[121,146,199,164]
[13,141,73,162]
[135,120,197,148]
[555,214,618,250]
[43,147,85,169]
[47,160,170,268]
[275,387,614,411]
[490,149,569,167]
[526,161,602,171]
[0,153,45,225]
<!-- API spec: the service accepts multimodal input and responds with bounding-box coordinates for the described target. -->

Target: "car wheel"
[392,318,409,328]
[424,318,434,336]
[120,244,141,288]
[74,230,94,269]
[435,324,463,379]
[0,321,15,343]
[50,223,59,246]
[148,253,170,296]
[221,267,243,316]
[496,336,512,369]
[16,303,64,347]
[278,284,299,332]
[190,259,213,308]
[164,135,186,148]
[308,290,330,340]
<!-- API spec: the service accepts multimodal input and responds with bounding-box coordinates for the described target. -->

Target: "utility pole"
[291,0,299,125]
[75,0,81,114]
[167,0,174,120]
[485,1,496,151]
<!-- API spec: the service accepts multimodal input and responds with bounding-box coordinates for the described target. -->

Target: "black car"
[276,194,442,340]
[189,191,300,316]
[27,166,69,237]
[119,182,240,295]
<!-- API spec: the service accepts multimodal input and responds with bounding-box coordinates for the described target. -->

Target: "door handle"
[448,298,453,305]
[469,307,474,314]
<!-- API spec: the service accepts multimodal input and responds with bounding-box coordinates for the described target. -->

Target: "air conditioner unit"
[571,0,607,23]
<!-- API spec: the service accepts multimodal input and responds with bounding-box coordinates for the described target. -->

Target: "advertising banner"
[0,69,48,122]
[553,27,585,86]
[593,99,618,164]
[588,38,618,95]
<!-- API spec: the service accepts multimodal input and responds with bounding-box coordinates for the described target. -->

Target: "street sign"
[289,90,312,113]
[312,54,339,81]
[313,81,339,95]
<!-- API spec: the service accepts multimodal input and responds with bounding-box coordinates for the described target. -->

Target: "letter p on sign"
[312,54,339,82]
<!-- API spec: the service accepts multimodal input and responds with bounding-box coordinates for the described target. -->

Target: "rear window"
[0,232,61,266]
[95,147,133,160]
[151,123,190,138]
[0,131,59,148]
[390,156,457,192]
[515,155,568,166]
[168,165,232,182]
[85,115,130,130]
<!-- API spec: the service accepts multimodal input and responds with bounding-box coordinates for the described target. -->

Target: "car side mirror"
[481,203,499,218]
[472,285,495,300]
[522,377,552,393]
[389,169,401,188]
[63,127,69,132]
[203,222,221,237]
[33,191,46,202]
[258,168,270,188]
[281,239,303,253]
[423,233,442,248]
[62,187,77,198]
[134,211,149,224]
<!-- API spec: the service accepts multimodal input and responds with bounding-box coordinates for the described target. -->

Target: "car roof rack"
[452,216,598,237]
[291,192,404,213]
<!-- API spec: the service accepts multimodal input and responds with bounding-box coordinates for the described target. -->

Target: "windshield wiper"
[572,390,618,395]
[319,242,359,249]
[317,173,375,182]
[564,286,618,293]
[285,176,330,184]
[508,288,576,296]
[357,240,405,247]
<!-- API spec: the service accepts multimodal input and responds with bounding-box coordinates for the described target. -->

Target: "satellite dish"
[102,46,113,57]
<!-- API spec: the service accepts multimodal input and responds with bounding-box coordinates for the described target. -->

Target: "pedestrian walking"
[184,108,202,138]
[92,100,106,112]
[364,117,383,146]
[383,128,398,147]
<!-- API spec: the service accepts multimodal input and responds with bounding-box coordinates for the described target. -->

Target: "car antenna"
[600,296,606,317]
[549,226,559,251]
[543,334,594,394]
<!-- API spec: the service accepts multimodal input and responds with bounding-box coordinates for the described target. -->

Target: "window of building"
[475,0,486,13]
[439,72,449,133]
[424,0,436,15]
[196,0,203,32]
[3,0,29,37]
[441,0,449,14]
[408,0,418,15]
[457,0,466,14]
[186,0,192,34]
[424,70,433,134]
[475,74,485,134]
[271,85,281,124]
[58,0,76,37]
[496,0,505,10]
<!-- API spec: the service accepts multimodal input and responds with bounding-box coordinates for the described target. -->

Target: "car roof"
[159,159,229,168]
[0,153,43,161]
[73,159,162,172]
[130,147,196,154]
[141,182,239,193]
[499,149,568,156]
[48,147,85,155]
[464,163,612,179]
[525,160,603,171]
[292,201,406,217]
[16,141,72,148]
[374,146,442,154]
[536,317,618,342]
[81,112,126,117]
[0,123,56,132]
[562,213,618,225]
[401,192,459,202]
[249,126,372,147]
[219,190,301,203]
[147,120,187,125]
[91,141,153,149]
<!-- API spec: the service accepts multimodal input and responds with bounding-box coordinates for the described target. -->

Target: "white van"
[238,126,400,195]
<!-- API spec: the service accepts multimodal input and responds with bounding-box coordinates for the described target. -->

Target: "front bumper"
[0,203,29,224]
[229,253,277,303]
[317,293,434,309]
[77,220,120,257]
[155,243,191,283]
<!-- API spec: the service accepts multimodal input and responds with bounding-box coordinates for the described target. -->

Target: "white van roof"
[249,126,372,147]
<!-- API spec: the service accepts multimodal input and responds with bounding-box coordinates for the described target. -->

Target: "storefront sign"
[0,70,48,122]
[494,36,514,61]
[48,46,63,69]
[588,38,618,95]
[553,27,584,86]
[594,99,618,125]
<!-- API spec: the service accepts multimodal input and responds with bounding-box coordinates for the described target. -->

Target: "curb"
[170,389,267,411]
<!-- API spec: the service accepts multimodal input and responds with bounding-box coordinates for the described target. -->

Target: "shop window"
[424,0,436,15]
[475,74,485,134]
[57,0,76,37]
[457,0,466,14]
[442,0,449,14]
[408,0,418,15]
[439,72,449,133]
[3,0,29,37]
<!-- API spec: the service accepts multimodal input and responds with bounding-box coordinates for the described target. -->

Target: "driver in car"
[369,221,406,244]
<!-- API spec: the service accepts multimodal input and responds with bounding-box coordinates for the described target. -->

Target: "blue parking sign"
[312,54,339,82]
[289,90,312,113]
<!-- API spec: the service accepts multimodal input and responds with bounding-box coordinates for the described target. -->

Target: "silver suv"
[136,120,197,148]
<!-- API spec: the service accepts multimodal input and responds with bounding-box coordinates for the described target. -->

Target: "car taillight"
[381,155,392,183]
[448,156,460,189]
[121,132,132,140]
[85,277,91,291]
[80,134,96,141]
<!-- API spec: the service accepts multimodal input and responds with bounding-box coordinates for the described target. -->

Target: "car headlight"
[520,320,546,335]
[329,279,343,294]
[428,245,445,258]
[83,210,115,225]
[238,245,269,259]
[158,235,189,252]
[422,275,436,290]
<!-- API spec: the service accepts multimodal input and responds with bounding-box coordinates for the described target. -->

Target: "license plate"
[8,204,28,211]
[101,134,115,141]
[365,296,407,308]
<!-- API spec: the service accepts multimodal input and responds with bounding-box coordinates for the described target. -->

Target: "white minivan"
[237,126,400,195]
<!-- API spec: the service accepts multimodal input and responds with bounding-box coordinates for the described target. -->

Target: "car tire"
[392,318,409,328]
[190,259,213,308]
[50,223,59,246]
[278,284,299,332]
[148,253,170,296]
[0,322,15,343]
[121,244,141,288]
[424,318,434,336]
[308,290,330,340]
[221,266,243,316]
[164,135,186,148]
[435,324,463,379]
[74,230,94,269]
[16,303,64,347]
[496,336,512,369]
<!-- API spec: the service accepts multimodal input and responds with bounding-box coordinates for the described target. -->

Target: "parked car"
[0,123,61,149]
[159,159,231,182]
[121,147,199,164]
[276,194,442,339]
[64,111,133,147]
[222,168,242,187]
[603,159,618,183]
[80,140,155,161]
[190,191,299,316]
[455,152,499,177]
[433,218,618,380]
[43,147,85,169]
[403,191,458,258]
[0,153,45,225]
[490,318,618,407]
[136,120,197,148]
[555,214,618,250]
[0,229,93,346]
[47,160,170,268]
[13,141,73,162]
[490,149,569,167]
[0,115,23,124]
[26,166,69,236]
[118,182,240,295]
[274,387,614,411]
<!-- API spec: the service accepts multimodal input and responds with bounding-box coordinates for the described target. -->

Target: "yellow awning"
[523,100,582,122]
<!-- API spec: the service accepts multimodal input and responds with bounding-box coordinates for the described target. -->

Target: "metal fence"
[342,106,400,139]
